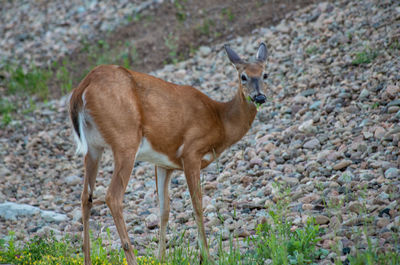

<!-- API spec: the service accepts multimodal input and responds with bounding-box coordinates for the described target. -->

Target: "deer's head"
[224,42,268,105]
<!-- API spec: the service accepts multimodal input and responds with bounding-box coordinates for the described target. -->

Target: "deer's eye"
[241,73,248,82]
[263,73,268,80]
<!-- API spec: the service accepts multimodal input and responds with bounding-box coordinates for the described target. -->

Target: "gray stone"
[359,89,370,100]
[309,101,322,110]
[314,215,330,225]
[41,210,68,223]
[388,99,400,107]
[303,138,320,149]
[0,202,40,221]
[384,168,399,179]
[338,171,354,183]
[333,160,352,170]
[199,46,211,57]
[65,175,81,185]
[300,89,315,97]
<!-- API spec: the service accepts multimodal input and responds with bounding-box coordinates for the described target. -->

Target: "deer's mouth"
[253,94,266,104]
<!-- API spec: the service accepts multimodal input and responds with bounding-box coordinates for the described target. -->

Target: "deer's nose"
[254,94,266,104]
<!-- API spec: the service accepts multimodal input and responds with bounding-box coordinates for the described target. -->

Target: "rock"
[363,131,373,139]
[298,120,315,133]
[41,210,68,223]
[359,89,370,100]
[314,215,330,225]
[384,168,399,179]
[338,171,354,183]
[204,204,216,213]
[0,166,11,177]
[65,175,81,185]
[280,176,299,186]
[377,218,390,228]
[385,85,400,99]
[387,99,400,107]
[318,2,334,12]
[333,160,352,170]
[71,208,82,222]
[198,46,211,57]
[234,228,250,238]
[303,138,320,149]
[309,101,321,110]
[348,202,363,214]
[374,127,386,139]
[133,226,144,234]
[145,213,159,229]
[0,202,40,221]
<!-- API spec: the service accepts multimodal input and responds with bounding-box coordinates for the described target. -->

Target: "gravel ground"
[1,0,400,263]
[0,0,161,68]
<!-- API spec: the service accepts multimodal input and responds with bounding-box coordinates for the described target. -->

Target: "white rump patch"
[176,144,184,158]
[73,112,88,155]
[136,138,179,168]
[72,95,107,156]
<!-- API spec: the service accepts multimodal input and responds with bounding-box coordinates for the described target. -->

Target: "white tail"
[69,42,268,264]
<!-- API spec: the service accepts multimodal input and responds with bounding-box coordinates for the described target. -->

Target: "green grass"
[0,211,324,265]
[305,46,318,55]
[196,19,215,37]
[352,47,379,65]
[1,205,399,265]
[1,37,139,111]
[0,98,16,127]
[174,0,187,22]
[5,64,52,100]
[164,33,180,64]
[221,8,235,22]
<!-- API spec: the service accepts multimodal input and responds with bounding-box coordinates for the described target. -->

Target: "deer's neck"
[219,89,257,149]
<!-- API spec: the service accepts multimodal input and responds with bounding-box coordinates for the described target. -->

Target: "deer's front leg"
[182,156,210,260]
[155,166,173,261]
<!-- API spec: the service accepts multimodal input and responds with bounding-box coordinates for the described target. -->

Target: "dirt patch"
[51,0,317,98]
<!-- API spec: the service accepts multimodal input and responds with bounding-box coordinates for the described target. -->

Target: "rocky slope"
[1,0,399,263]
[0,0,161,68]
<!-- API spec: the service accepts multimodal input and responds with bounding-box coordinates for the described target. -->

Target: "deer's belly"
[135,137,179,169]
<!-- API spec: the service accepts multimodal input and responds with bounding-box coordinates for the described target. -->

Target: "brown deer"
[69,42,268,264]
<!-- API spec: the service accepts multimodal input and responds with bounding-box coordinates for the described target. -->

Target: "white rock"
[0,202,40,221]
[41,210,68,223]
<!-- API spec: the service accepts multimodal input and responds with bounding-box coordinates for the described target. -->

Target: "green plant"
[306,46,318,55]
[6,64,51,99]
[174,0,187,22]
[196,19,215,36]
[0,98,16,115]
[248,214,324,265]
[221,8,235,22]
[352,47,379,65]
[164,33,179,64]
[55,60,74,95]
[341,231,400,265]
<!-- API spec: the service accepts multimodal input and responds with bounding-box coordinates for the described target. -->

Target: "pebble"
[384,168,399,179]
[303,138,320,149]
[333,160,352,170]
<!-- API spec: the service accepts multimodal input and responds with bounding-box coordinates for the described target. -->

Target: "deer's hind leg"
[155,166,174,261]
[82,147,103,265]
[105,135,141,265]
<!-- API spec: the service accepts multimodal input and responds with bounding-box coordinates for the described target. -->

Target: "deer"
[69,42,268,265]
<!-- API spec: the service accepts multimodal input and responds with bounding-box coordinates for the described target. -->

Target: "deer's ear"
[256,42,268,63]
[224,44,243,65]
